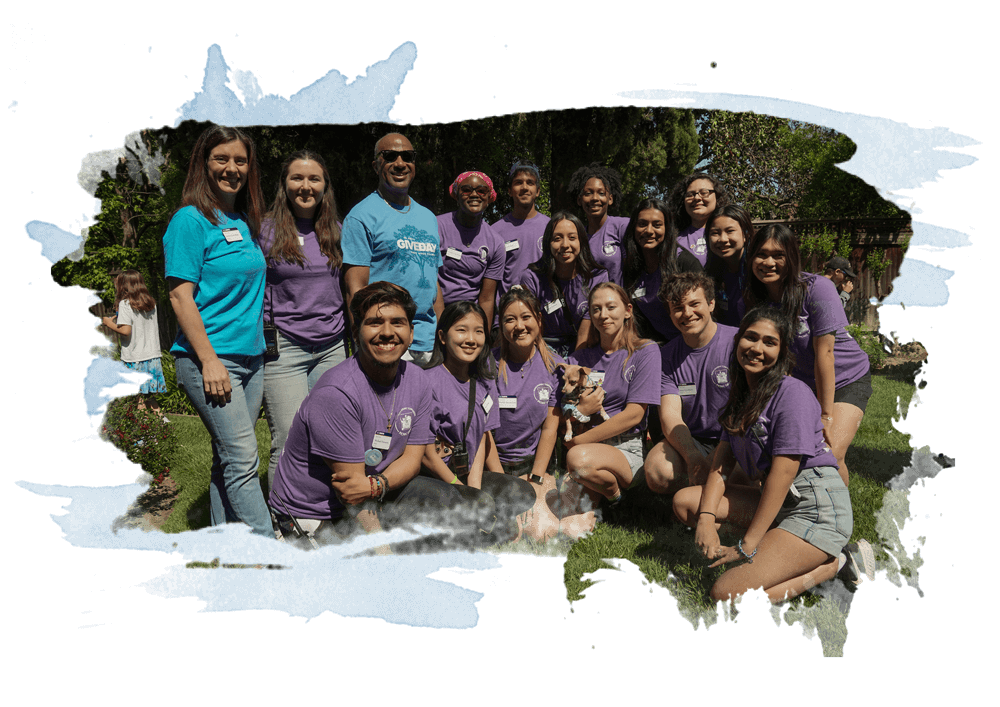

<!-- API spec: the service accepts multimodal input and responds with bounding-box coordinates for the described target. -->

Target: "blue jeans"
[175,354,272,536]
[263,331,348,485]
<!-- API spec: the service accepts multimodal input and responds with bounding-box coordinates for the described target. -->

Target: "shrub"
[101,396,177,484]
[846,324,887,369]
[160,350,197,415]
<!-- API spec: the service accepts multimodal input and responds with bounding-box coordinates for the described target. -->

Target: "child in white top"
[102,270,166,411]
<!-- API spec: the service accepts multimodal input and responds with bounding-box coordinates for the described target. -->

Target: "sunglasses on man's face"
[378,149,416,164]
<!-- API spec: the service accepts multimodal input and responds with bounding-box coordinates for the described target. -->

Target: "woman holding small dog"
[422,301,535,540]
[493,288,563,540]
[563,283,661,507]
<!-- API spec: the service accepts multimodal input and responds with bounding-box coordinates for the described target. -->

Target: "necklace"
[370,368,399,432]
[378,190,411,214]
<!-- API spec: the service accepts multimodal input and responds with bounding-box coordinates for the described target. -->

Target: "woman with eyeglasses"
[667,173,732,267]
[437,171,505,328]
[744,224,871,487]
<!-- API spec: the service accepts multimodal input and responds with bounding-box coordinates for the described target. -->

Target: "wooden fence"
[752,217,912,330]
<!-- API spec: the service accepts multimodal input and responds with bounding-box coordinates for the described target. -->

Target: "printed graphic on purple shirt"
[660,323,738,439]
[676,224,708,266]
[588,215,630,285]
[568,342,661,435]
[722,376,838,479]
[492,348,563,463]
[437,212,505,305]
[270,358,432,520]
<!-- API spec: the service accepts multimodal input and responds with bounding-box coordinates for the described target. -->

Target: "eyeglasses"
[459,186,490,197]
[377,149,416,163]
[684,188,715,201]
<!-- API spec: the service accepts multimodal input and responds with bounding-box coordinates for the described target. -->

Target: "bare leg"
[518,474,559,541]
[829,402,864,486]
[643,439,687,494]
[673,484,761,529]
[710,528,834,603]
[565,443,634,500]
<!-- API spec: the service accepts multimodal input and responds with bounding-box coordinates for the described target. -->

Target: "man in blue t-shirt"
[342,133,444,366]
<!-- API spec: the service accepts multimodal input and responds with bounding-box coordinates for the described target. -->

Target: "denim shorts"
[601,434,645,476]
[772,465,853,557]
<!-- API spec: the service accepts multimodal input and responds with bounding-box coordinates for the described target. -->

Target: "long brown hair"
[583,282,652,372]
[179,125,265,237]
[744,223,807,322]
[718,306,797,435]
[114,270,155,313]
[263,150,342,269]
[496,289,556,385]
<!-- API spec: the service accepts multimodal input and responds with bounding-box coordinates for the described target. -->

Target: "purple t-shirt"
[518,268,609,340]
[787,273,871,390]
[270,358,433,520]
[491,212,549,297]
[722,375,839,480]
[437,212,505,305]
[660,324,738,440]
[588,215,630,285]
[568,342,661,435]
[630,249,700,342]
[259,218,345,346]
[492,348,563,463]
[425,365,499,465]
[677,224,709,266]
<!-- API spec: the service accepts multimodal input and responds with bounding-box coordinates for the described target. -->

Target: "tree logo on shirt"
[478,246,489,263]
[533,383,553,404]
[712,365,730,388]
[624,365,636,382]
[390,224,438,289]
[576,301,588,318]
[537,235,545,254]
[395,407,416,436]
[797,316,810,337]
[603,242,617,255]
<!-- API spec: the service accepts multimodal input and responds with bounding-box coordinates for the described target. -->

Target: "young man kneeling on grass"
[643,272,745,495]
[268,281,461,544]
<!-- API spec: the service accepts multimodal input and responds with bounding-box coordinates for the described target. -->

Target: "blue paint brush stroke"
[881,258,954,307]
[84,357,142,415]
[25,42,975,626]
[910,221,971,249]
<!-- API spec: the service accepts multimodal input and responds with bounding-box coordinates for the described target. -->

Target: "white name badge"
[678,384,697,396]
[445,247,463,260]
[590,371,606,385]
[543,299,563,314]
[221,227,243,243]
[633,286,646,298]
[499,396,517,409]
[504,240,520,252]
[371,432,392,450]
[297,235,305,246]
[482,395,494,414]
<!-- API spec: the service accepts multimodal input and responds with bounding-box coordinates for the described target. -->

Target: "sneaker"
[839,539,876,585]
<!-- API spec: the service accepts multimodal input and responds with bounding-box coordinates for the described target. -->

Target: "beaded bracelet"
[737,538,757,563]
[376,473,389,501]
[369,475,378,499]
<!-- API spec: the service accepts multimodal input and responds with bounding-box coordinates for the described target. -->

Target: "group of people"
[150,123,877,604]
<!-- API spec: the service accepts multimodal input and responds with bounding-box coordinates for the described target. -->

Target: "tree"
[698,110,804,220]
[788,128,907,219]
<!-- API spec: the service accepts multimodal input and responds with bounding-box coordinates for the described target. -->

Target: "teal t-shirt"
[164,205,265,356]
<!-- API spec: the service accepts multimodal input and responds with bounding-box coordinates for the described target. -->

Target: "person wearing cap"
[341,133,444,368]
[436,170,505,326]
[824,256,856,310]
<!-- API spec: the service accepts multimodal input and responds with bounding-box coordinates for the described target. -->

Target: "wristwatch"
[529,473,544,485]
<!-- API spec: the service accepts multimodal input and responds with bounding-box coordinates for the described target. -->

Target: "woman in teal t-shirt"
[163,125,272,536]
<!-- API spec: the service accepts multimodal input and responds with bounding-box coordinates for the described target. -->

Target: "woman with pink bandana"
[437,171,505,327]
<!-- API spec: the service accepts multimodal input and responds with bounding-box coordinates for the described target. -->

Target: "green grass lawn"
[157,372,918,652]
